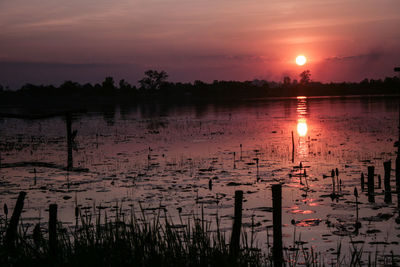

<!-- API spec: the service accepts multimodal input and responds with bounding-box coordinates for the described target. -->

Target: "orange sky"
[1,0,400,88]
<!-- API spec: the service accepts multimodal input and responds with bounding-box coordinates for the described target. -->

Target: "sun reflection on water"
[296,96,309,158]
[296,96,308,137]
[297,119,308,137]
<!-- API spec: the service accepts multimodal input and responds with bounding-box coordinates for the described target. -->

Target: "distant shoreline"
[248,93,400,101]
[0,76,399,112]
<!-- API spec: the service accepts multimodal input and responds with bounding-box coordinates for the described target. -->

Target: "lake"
[1,95,399,264]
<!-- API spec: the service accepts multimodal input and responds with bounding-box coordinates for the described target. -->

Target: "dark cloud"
[217,54,268,62]
[325,50,384,63]
[170,54,272,63]
[0,61,131,69]
[315,48,400,82]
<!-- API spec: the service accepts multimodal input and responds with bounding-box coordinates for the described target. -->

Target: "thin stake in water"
[255,158,259,181]
[368,166,375,203]
[384,160,392,203]
[233,152,236,169]
[336,168,339,193]
[230,190,243,260]
[354,187,361,232]
[66,113,73,171]
[33,168,37,186]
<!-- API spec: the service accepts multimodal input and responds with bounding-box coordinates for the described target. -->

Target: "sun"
[296,55,307,66]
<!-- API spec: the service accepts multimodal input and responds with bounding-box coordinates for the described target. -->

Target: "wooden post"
[384,161,392,203]
[272,184,283,267]
[395,66,400,213]
[354,187,361,230]
[75,206,79,229]
[354,188,359,222]
[34,168,37,186]
[240,144,243,161]
[368,166,375,203]
[230,190,243,259]
[233,152,236,169]
[336,168,340,192]
[256,158,259,180]
[49,204,58,255]
[378,174,382,189]
[397,155,400,211]
[66,113,73,171]
[5,191,27,249]
[3,203,8,225]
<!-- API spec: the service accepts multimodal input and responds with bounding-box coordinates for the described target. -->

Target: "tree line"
[0,70,399,106]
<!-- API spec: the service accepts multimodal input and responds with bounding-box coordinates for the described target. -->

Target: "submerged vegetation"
[0,70,399,110]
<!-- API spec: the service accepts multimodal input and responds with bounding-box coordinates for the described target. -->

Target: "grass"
[1,201,398,266]
[0,203,266,267]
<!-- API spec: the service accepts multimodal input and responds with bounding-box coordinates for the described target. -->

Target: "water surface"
[1,96,399,263]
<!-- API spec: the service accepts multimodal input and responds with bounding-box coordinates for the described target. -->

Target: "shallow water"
[1,95,400,264]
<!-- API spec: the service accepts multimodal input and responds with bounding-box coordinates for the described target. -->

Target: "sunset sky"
[1,0,400,88]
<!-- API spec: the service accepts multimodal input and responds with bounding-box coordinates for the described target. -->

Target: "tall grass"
[0,204,266,267]
[1,204,398,266]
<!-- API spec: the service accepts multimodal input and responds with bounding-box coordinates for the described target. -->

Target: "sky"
[1,0,400,88]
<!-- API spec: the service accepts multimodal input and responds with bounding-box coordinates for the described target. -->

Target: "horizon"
[3,70,400,90]
[1,0,400,88]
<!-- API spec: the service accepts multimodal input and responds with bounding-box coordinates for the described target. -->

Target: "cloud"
[0,61,124,68]
[325,50,384,63]
[196,54,272,62]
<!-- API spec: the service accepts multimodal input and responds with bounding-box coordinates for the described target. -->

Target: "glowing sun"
[296,55,307,66]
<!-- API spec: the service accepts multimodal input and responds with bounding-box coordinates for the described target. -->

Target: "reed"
[0,204,266,267]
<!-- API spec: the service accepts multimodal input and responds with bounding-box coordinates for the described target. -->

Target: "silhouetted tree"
[102,77,115,90]
[194,80,205,86]
[299,70,311,85]
[360,78,369,85]
[82,83,94,90]
[283,76,291,87]
[60,81,80,91]
[119,79,131,90]
[20,83,38,91]
[138,70,168,90]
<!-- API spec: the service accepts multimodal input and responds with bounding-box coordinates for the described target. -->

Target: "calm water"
[1,96,399,263]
